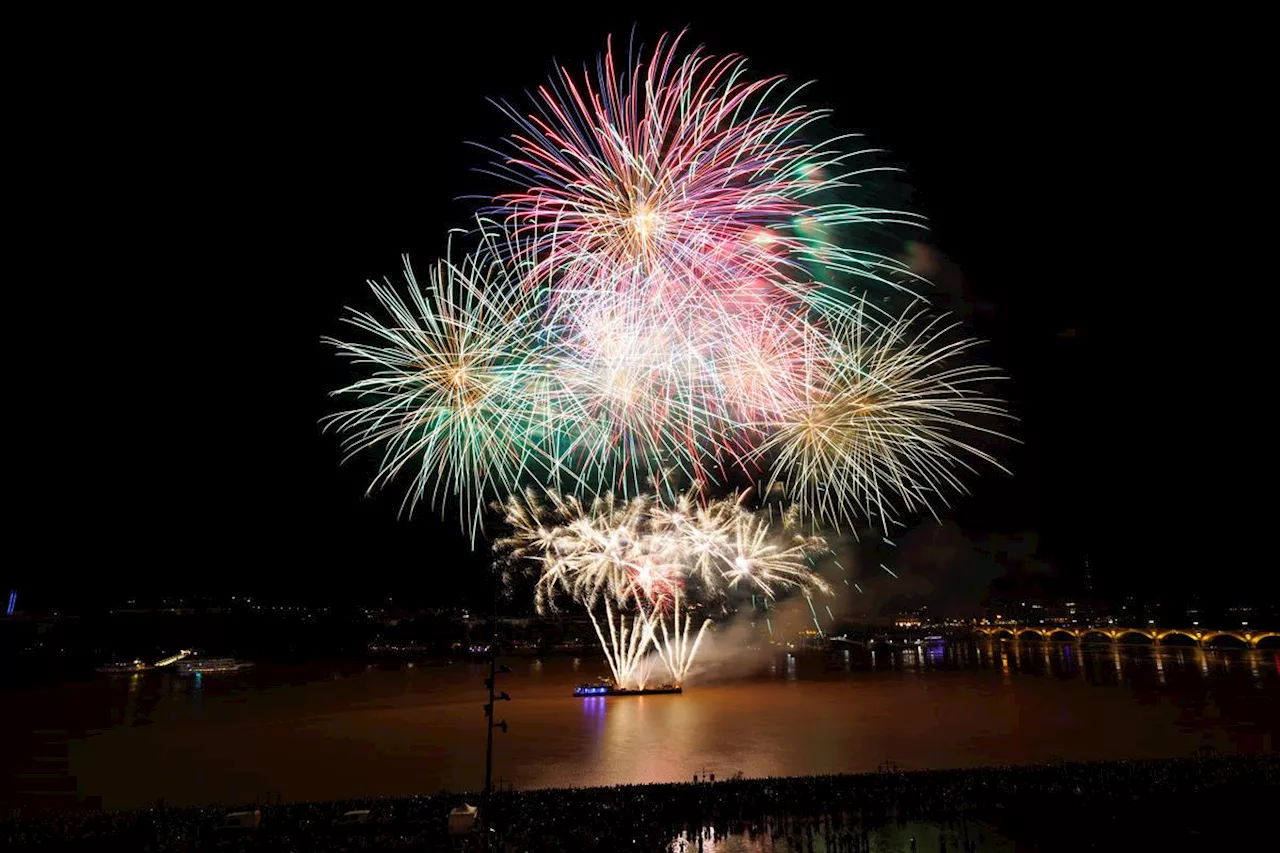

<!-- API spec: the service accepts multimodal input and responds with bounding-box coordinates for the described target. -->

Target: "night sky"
[12,13,1257,612]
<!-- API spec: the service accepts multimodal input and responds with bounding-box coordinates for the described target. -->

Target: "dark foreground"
[4,754,1277,851]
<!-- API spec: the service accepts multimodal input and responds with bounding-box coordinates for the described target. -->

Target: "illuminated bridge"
[974,625,1280,649]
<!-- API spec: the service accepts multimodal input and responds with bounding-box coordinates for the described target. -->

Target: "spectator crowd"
[4,753,1277,851]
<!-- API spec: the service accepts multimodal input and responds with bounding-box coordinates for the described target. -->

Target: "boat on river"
[573,680,682,697]
[175,657,254,675]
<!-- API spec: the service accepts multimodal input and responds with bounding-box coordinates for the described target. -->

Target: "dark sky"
[11,12,1261,610]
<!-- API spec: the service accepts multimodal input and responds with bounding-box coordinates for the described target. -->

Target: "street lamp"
[482,664,512,818]
[481,571,512,837]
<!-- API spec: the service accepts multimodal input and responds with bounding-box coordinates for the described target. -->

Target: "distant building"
[894,608,928,629]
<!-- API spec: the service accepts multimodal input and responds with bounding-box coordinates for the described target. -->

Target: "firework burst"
[496,488,830,686]
[760,299,1013,534]
[489,31,924,310]
[473,30,933,490]
[326,34,1013,684]
[323,229,560,541]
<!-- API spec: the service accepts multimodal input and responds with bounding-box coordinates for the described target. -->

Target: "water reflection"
[806,638,1280,695]
[582,694,605,740]
[669,818,1012,852]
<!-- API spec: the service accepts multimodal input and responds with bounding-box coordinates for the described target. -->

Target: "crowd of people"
[4,753,1277,851]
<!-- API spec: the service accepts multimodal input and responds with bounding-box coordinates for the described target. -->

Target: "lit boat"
[174,658,254,675]
[573,681,682,697]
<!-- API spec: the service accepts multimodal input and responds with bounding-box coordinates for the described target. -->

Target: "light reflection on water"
[49,641,1280,809]
[668,819,1013,853]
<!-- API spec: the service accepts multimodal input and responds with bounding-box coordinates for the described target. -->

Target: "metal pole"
[482,567,499,831]
[483,641,496,816]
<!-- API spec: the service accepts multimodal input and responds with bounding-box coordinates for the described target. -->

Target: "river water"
[15,641,1278,809]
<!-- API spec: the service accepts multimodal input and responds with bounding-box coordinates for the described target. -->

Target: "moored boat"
[174,657,254,675]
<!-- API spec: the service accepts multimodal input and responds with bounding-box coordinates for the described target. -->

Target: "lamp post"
[482,668,511,811]
[481,572,511,836]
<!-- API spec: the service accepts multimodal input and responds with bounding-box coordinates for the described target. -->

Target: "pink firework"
[491,32,918,307]
[496,32,802,298]
[483,32,920,488]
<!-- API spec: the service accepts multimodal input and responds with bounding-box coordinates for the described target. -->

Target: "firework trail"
[649,586,710,686]
[590,600,656,689]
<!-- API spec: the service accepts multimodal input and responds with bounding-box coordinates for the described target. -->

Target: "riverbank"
[5,753,1277,850]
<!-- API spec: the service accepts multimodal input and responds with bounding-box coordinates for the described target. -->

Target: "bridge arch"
[1078,630,1113,644]
[1252,632,1280,649]
[1115,630,1156,644]
[1048,629,1078,642]
[1017,628,1048,640]
[1202,632,1248,648]
[990,628,1016,641]
[1156,630,1200,646]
